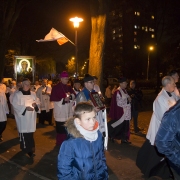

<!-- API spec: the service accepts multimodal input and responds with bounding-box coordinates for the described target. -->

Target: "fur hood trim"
[65,117,84,138]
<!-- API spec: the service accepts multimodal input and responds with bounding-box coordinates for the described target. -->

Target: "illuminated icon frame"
[90,92,105,110]
[14,56,36,83]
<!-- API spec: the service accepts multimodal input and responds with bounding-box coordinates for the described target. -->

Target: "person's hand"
[128,96,132,103]
[32,103,37,107]
[94,106,100,112]
[26,106,34,111]
[65,97,70,102]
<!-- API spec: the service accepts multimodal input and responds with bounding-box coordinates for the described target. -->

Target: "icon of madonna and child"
[16,58,33,81]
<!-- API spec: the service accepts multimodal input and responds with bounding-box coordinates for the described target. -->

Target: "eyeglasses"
[87,81,94,84]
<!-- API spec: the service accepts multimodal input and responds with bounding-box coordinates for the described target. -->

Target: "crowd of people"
[0,69,180,179]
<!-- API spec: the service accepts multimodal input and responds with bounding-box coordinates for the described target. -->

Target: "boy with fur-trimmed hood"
[57,102,108,180]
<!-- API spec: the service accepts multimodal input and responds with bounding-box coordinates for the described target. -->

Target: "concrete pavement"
[0,110,153,180]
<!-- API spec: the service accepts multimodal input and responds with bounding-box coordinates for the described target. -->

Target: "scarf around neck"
[74,120,99,142]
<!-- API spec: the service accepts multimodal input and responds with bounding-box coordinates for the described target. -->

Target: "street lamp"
[69,17,83,77]
[146,46,154,81]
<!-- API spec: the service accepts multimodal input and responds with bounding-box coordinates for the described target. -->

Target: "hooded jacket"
[57,117,108,180]
[155,100,180,174]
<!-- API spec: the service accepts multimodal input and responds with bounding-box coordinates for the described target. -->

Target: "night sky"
[9,0,91,65]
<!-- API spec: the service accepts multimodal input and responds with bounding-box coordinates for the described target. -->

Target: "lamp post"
[146,46,154,81]
[69,17,83,78]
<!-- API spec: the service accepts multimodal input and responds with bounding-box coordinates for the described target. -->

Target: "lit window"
[151,15,154,19]
[113,36,115,40]
[134,38,137,42]
[137,45,140,49]
[119,13,122,17]
[142,26,144,30]
[145,27,148,32]
[119,34,122,37]
[149,28,152,31]
[113,30,115,34]
[137,12,140,16]
[134,25,137,29]
[134,45,137,49]
[134,12,137,15]
[151,34,155,38]
[134,31,137,35]
[151,29,154,32]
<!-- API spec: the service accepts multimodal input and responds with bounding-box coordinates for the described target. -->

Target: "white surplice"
[53,99,74,122]
[146,88,177,145]
[12,91,40,133]
[0,83,9,122]
[36,86,54,112]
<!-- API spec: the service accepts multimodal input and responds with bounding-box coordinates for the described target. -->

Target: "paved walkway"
[0,110,153,180]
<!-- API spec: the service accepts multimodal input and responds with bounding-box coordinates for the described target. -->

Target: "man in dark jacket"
[155,100,180,179]
[127,80,143,133]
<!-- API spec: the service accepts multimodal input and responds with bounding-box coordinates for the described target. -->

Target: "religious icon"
[14,56,35,83]
[19,60,32,73]
[90,92,105,110]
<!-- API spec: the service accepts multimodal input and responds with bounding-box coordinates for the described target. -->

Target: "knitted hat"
[60,71,69,78]
[118,77,127,83]
[83,74,94,82]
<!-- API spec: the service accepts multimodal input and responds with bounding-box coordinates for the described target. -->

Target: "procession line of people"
[1,69,180,179]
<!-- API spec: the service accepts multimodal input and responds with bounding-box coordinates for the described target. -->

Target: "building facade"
[104,0,156,79]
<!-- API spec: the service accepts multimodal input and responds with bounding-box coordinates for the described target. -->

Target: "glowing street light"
[147,46,154,81]
[69,17,83,77]
[70,17,83,28]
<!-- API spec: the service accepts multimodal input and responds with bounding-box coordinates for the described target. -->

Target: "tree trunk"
[0,0,30,78]
[89,0,108,92]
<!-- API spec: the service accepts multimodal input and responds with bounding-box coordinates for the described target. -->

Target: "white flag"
[36,28,74,45]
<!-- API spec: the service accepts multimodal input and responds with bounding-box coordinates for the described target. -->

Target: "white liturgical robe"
[12,91,40,133]
[146,88,177,145]
[0,83,9,122]
[36,86,54,112]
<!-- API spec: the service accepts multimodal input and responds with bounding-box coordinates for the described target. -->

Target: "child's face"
[77,111,96,131]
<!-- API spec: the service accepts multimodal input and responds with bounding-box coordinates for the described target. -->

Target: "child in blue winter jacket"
[57,102,108,180]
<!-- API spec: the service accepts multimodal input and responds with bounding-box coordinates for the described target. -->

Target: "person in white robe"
[168,69,180,101]
[47,80,52,88]
[6,80,17,115]
[9,81,23,116]
[36,79,54,125]
[50,71,76,146]
[31,80,41,92]
[108,77,132,144]
[136,76,177,178]
[0,78,9,142]
[12,79,40,158]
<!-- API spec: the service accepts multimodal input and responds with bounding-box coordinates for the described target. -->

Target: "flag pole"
[59,32,75,46]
